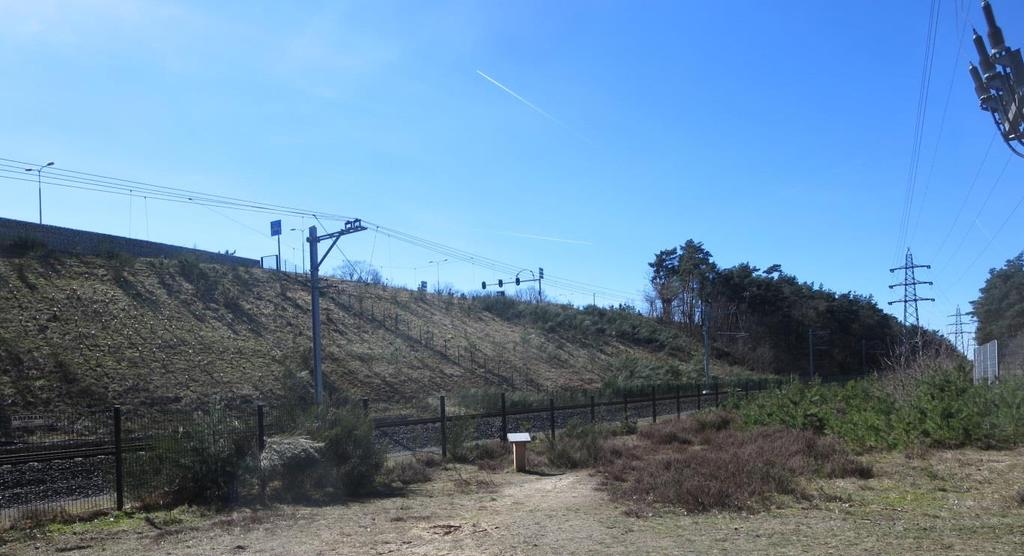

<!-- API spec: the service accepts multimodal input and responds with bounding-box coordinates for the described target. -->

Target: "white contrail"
[503,231,592,246]
[476,69,588,142]
[974,218,993,241]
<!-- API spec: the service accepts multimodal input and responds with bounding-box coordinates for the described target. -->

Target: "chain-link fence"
[1,377,787,528]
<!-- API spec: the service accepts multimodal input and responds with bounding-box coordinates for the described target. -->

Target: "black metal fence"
[1,377,782,527]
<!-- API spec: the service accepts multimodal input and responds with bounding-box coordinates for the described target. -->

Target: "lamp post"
[24,161,54,224]
[290,227,306,274]
[428,258,448,291]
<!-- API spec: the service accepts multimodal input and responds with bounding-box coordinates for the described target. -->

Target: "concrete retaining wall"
[0,217,259,267]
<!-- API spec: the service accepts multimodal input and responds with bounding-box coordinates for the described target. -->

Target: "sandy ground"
[4,449,1024,555]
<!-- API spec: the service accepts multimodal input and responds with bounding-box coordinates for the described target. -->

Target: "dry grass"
[0,255,746,414]
[6,449,1024,555]
[381,458,434,486]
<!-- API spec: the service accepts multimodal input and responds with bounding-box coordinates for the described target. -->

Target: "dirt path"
[5,449,1024,555]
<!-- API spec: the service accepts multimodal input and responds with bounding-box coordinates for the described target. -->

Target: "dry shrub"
[381,458,433,486]
[545,421,621,469]
[260,436,323,498]
[601,417,871,513]
[413,452,443,468]
[472,440,506,461]
[456,440,508,472]
[638,410,736,446]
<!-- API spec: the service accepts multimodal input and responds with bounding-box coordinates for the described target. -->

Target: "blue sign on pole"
[270,220,282,237]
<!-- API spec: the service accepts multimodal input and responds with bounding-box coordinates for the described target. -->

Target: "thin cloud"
[476,69,589,143]
[503,231,592,246]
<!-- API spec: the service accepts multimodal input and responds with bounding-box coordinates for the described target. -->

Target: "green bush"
[445,417,477,462]
[176,256,218,300]
[128,413,255,509]
[545,420,616,469]
[732,361,1024,451]
[314,407,384,496]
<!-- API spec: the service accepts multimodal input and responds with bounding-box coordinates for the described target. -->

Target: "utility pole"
[809,328,814,377]
[428,259,448,291]
[538,267,543,301]
[270,220,282,271]
[702,305,711,390]
[967,1,1024,158]
[808,328,829,378]
[308,219,367,405]
[290,228,306,273]
[24,161,54,225]
[862,338,866,374]
[888,249,935,359]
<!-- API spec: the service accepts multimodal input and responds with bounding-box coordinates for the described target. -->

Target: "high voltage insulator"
[968,1,1024,158]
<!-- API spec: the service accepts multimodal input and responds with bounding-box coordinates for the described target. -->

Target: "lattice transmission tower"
[947,305,978,355]
[888,249,935,357]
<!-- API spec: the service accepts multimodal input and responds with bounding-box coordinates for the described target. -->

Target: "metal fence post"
[714,379,720,407]
[257,404,267,502]
[623,392,629,422]
[548,398,556,442]
[676,386,681,419]
[362,398,369,418]
[256,404,266,453]
[651,386,657,424]
[590,395,596,423]
[500,392,508,442]
[112,406,124,511]
[697,384,703,411]
[440,396,447,459]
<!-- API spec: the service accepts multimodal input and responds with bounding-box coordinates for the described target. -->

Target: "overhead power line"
[0,155,639,305]
[930,131,996,262]
[893,0,942,266]
[908,8,972,248]
[938,152,1011,273]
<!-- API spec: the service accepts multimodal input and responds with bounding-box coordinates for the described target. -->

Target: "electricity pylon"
[888,249,935,357]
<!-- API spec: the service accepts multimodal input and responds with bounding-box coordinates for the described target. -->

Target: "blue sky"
[1,0,1022,340]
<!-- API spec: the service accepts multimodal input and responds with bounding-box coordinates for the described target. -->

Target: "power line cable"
[894,0,942,265]
[930,131,997,261]
[1,157,640,304]
[939,152,1012,271]
[953,189,1024,285]
[908,10,971,247]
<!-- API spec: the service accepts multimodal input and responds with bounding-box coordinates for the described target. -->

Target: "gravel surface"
[0,457,115,523]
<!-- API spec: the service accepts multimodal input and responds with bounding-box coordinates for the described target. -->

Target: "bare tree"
[330,260,384,284]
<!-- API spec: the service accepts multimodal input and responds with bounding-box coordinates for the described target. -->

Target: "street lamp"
[289,227,306,273]
[24,161,54,224]
[428,258,448,291]
[968,1,1024,158]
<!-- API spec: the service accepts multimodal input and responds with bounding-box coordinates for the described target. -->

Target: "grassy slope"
[0,254,744,412]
